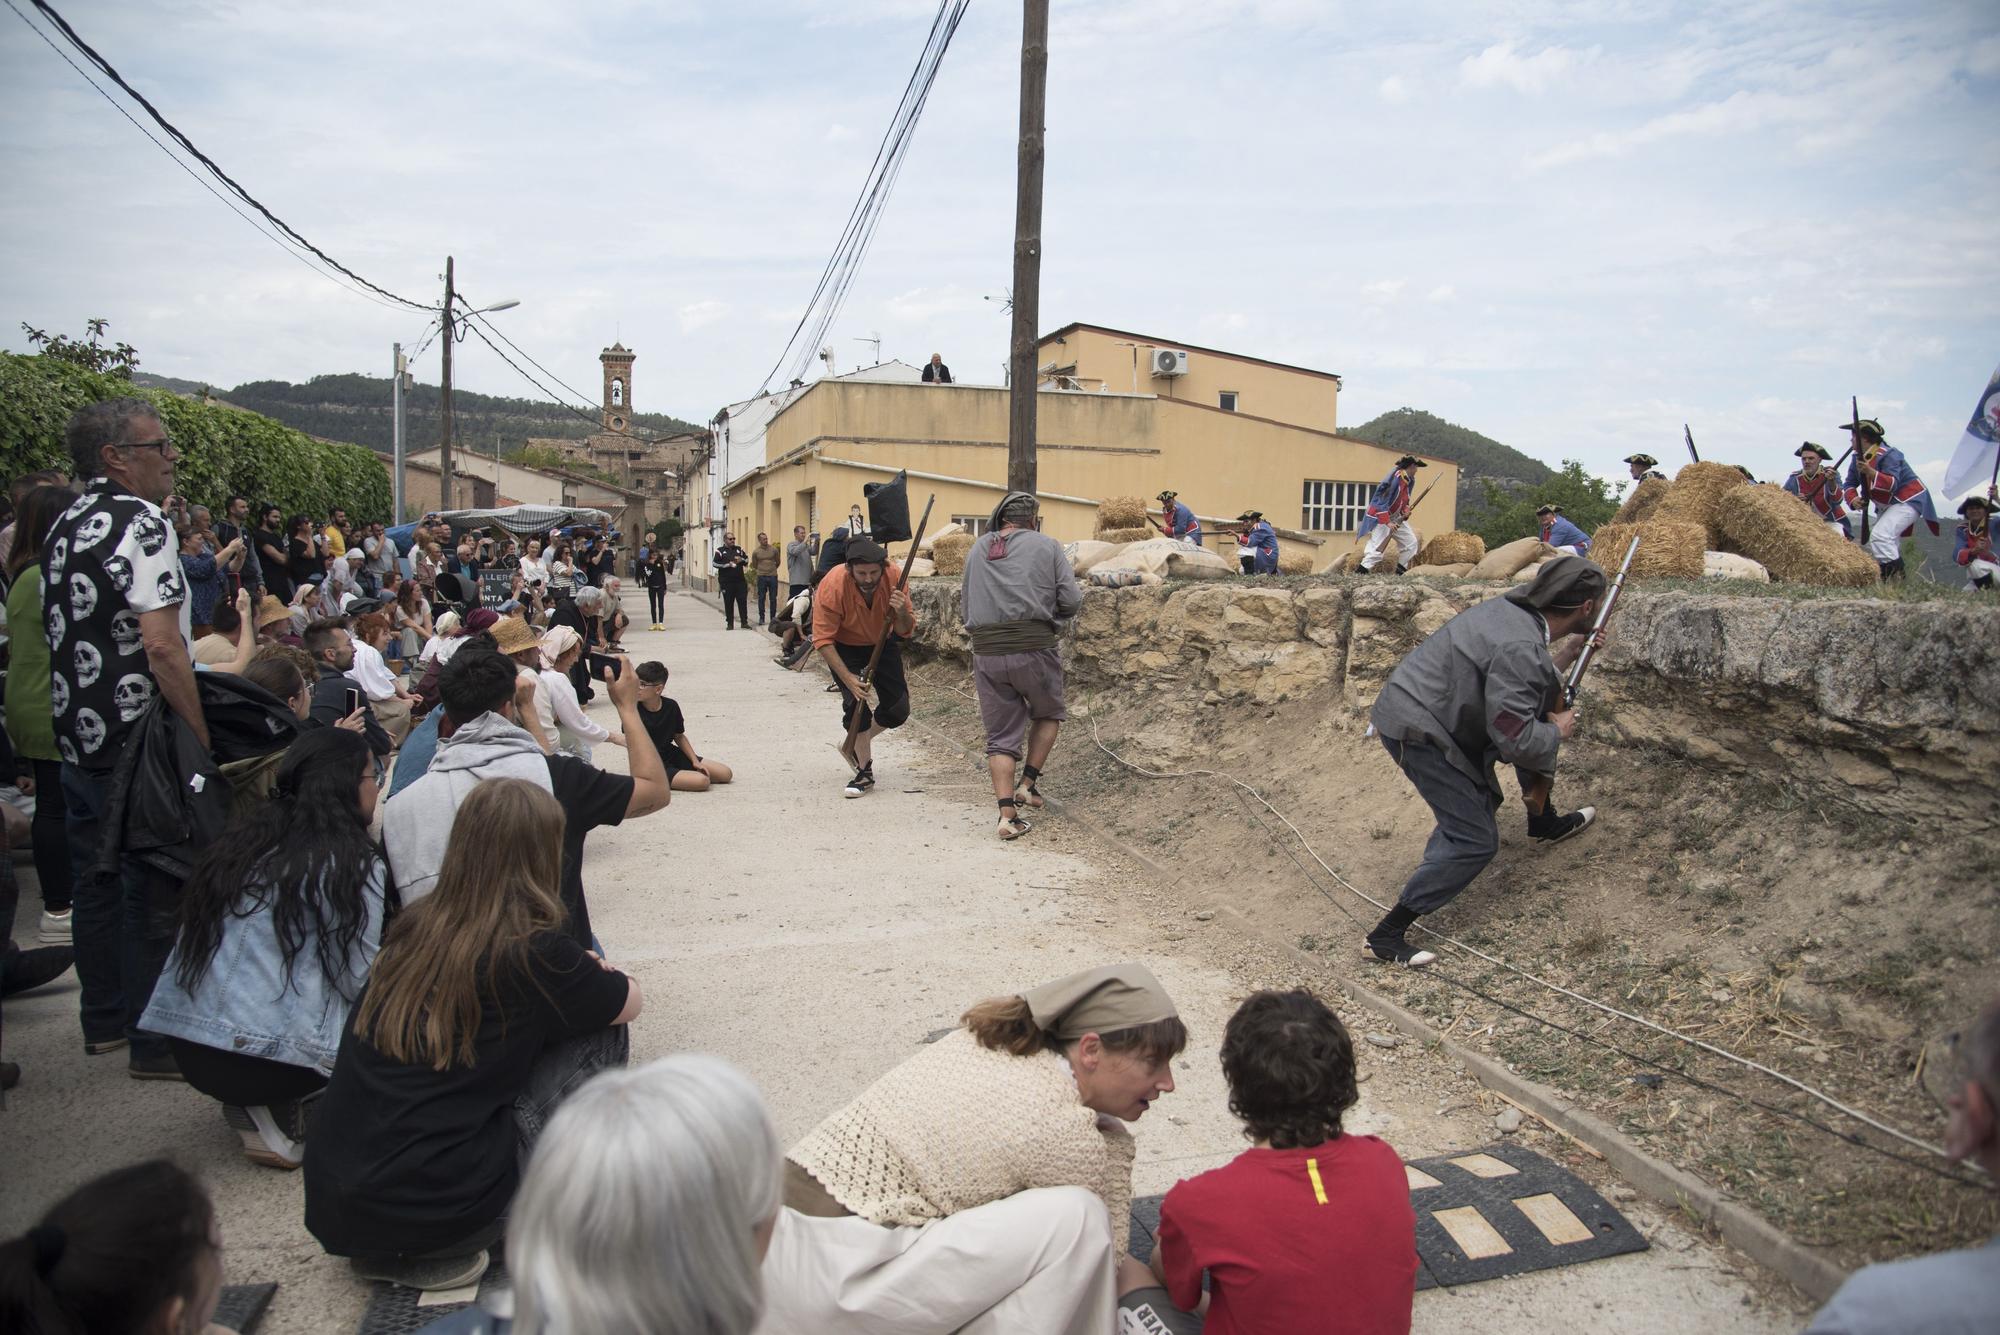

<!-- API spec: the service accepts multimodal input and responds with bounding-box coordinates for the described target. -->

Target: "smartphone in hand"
[344,686,364,715]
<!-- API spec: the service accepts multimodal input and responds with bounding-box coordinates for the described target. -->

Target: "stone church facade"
[524,342,707,530]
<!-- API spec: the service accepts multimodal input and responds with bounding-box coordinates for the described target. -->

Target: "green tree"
[20,318,139,378]
[1466,459,1622,549]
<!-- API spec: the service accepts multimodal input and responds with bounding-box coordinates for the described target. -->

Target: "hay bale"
[1703,551,1769,583]
[1652,462,1748,547]
[1471,535,1549,580]
[929,530,975,576]
[1715,484,1878,588]
[1275,550,1312,575]
[1405,562,1475,578]
[1095,495,1148,529]
[915,521,963,555]
[1611,476,1671,526]
[1589,520,1706,579]
[1094,526,1154,544]
[1418,531,1486,567]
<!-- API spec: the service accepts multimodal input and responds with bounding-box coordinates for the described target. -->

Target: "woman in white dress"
[519,538,551,588]
[535,625,620,763]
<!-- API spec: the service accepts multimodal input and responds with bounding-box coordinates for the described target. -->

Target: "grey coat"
[1369,597,1563,797]
[961,529,1083,630]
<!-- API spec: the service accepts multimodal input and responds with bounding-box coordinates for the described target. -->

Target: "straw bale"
[1652,462,1748,546]
[1589,520,1706,579]
[1418,531,1486,567]
[929,530,975,576]
[1277,550,1313,575]
[1611,476,1671,526]
[916,521,964,555]
[1405,562,1475,578]
[1094,526,1154,544]
[1471,536,1550,580]
[1714,484,1879,588]
[1096,495,1149,529]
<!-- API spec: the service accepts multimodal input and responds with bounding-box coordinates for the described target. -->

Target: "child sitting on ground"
[1117,989,1417,1334]
[633,661,736,791]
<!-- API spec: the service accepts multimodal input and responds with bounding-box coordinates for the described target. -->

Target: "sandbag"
[917,521,964,555]
[1063,539,1119,575]
[1088,567,1162,588]
[1167,547,1235,580]
[1404,562,1475,578]
[906,556,937,579]
[1091,538,1196,579]
[1470,536,1550,580]
[1703,551,1770,583]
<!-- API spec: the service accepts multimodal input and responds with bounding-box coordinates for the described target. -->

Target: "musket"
[1851,395,1871,545]
[843,492,936,753]
[1522,535,1639,816]
[1399,475,1441,521]
[1683,424,1699,463]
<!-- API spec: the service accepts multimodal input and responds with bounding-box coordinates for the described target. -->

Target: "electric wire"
[3,0,418,314]
[461,306,608,417]
[458,322,616,437]
[1079,697,1956,1163]
[26,0,431,311]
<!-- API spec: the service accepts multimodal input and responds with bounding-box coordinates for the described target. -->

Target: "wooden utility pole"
[439,255,456,510]
[1006,0,1048,497]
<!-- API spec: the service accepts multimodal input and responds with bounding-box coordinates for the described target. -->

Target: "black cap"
[1396,455,1426,468]
[1795,442,1831,460]
[1960,495,1992,515]
[844,537,888,565]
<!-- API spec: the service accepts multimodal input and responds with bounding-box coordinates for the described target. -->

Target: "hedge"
[0,353,392,523]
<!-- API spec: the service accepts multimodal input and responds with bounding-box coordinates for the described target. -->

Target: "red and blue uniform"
[1785,467,1851,536]
[1842,445,1940,535]
[1359,469,1411,537]
[1956,515,1998,566]
[1247,520,1279,573]
[1539,515,1591,553]
[1162,500,1202,546]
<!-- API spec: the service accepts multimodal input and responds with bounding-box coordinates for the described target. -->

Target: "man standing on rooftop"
[922,352,952,384]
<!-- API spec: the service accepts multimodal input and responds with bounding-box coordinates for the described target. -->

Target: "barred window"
[951,514,992,536]
[1302,480,1370,532]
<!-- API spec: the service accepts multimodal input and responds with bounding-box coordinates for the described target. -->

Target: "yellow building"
[716,324,1454,574]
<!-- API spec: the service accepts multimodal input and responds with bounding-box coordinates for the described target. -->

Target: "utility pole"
[439,255,456,511]
[391,342,407,523]
[1006,0,1048,497]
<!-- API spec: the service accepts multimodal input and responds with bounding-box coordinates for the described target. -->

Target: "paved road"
[0,589,1811,1332]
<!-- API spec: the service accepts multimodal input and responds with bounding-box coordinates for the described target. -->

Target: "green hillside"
[133,371,703,457]
[1341,407,1558,533]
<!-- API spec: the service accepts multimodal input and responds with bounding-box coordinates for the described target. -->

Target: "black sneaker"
[128,1050,185,1082]
[1,946,75,999]
[351,1250,490,1293]
[843,765,875,799]
[1529,805,1597,844]
[1361,937,1438,969]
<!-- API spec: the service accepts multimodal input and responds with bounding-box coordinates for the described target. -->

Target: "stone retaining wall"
[906,576,2000,826]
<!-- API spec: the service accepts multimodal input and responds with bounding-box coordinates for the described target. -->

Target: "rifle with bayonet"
[1521,535,1639,815]
[1849,395,1872,546]
[1683,424,1699,464]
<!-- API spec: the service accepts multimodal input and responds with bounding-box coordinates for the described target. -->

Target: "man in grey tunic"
[1364,556,1605,967]
[962,491,1082,840]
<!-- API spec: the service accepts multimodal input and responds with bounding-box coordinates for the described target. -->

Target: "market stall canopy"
[388,503,613,553]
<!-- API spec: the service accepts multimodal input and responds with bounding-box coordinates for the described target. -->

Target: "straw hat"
[254,594,294,630]
[490,615,539,656]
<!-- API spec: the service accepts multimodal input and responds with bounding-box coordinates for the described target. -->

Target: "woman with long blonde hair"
[303,779,640,1294]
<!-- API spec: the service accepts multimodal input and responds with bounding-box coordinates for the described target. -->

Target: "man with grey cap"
[962,491,1082,839]
[1364,555,1606,967]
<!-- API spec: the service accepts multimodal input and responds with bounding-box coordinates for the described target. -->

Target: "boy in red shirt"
[1118,990,1417,1334]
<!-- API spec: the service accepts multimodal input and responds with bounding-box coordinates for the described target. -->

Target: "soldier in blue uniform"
[1359,456,1424,574]
[1155,490,1201,546]
[1535,505,1591,556]
[1783,442,1851,537]
[1623,453,1666,482]
[1955,494,1998,591]
[1235,511,1278,574]
[1841,417,1939,580]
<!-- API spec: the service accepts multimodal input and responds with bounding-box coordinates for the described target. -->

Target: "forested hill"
[1341,407,1556,528]
[133,371,703,456]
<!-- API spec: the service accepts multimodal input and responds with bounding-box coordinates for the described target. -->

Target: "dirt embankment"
[905,573,2000,1271]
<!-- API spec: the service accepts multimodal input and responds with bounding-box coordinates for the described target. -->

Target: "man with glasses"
[1806,996,2000,1332]
[45,398,206,1080]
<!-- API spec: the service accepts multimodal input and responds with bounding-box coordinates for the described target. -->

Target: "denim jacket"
[140,858,389,1072]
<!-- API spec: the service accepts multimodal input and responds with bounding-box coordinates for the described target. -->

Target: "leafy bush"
[1465,459,1622,549]
[0,353,391,522]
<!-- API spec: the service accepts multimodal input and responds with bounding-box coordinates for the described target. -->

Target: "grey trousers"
[1383,737,1503,916]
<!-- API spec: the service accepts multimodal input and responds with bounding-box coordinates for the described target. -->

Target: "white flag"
[1940,360,2000,498]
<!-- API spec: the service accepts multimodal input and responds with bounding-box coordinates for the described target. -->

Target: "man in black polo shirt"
[47,397,206,1078]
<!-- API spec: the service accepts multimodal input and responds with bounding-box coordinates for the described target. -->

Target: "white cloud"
[1359,279,1405,302]
[1458,41,1592,95]
[1378,76,1410,104]
[1426,284,1455,302]
[678,300,729,332]
[824,123,855,143]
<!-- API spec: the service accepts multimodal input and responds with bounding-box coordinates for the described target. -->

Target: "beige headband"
[1020,962,1177,1040]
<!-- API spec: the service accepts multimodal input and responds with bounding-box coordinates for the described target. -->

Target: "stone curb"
[900,708,1849,1306]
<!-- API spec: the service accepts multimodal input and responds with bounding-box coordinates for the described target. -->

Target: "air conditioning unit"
[1150,348,1190,378]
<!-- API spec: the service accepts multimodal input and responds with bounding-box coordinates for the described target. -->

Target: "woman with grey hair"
[415,1055,782,1335]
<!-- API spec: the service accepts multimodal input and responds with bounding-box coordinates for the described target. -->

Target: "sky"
[3,0,1997,498]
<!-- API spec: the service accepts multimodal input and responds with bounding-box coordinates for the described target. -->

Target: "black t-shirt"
[303,931,628,1258]
[287,537,320,588]
[637,696,690,772]
[255,528,293,601]
[545,755,632,948]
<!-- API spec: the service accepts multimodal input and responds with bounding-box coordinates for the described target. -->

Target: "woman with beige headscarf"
[760,962,1187,1334]
[535,625,621,763]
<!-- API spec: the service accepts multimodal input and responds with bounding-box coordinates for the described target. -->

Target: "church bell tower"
[601,343,636,433]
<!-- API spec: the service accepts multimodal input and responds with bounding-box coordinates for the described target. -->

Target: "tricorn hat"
[1535,503,1562,516]
[1396,455,1426,468]
[1795,441,1832,460]
[1623,453,1659,467]
[1840,417,1885,440]
[1156,490,1177,501]
[1238,510,1264,522]
[1960,495,1993,515]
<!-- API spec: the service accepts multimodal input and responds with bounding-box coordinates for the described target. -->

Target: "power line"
[759,0,971,393]
[26,0,432,311]
[461,304,604,412]
[3,0,416,314]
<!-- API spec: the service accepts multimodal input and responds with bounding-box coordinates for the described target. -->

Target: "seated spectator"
[772,587,814,668]
[325,547,366,606]
[305,779,642,1293]
[763,963,1184,1333]
[419,1055,782,1335]
[492,615,556,753]
[140,729,388,1170]
[0,1159,226,1334]
[350,611,416,746]
[600,576,631,649]
[287,581,324,637]
[633,662,734,792]
[536,626,619,762]
[304,618,391,756]
[192,598,246,666]
[1805,995,2000,1334]
[253,591,299,646]
[393,577,434,660]
[1118,989,1416,1335]
[383,646,667,934]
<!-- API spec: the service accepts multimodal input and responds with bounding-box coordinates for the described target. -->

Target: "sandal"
[997,798,1034,840]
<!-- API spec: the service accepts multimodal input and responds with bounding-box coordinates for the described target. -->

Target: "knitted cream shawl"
[788,1029,1137,1255]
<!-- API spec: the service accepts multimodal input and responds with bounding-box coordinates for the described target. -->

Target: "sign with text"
[478,569,515,606]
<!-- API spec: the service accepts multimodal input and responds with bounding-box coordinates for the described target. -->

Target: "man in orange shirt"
[813,538,917,797]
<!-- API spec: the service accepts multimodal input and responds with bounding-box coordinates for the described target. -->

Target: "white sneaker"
[223,1103,305,1170]
[39,909,72,945]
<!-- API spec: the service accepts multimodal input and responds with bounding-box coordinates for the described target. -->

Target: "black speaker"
[864,471,913,545]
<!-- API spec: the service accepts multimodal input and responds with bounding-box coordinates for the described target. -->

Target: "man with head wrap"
[813,537,917,797]
[962,492,1083,839]
[1362,556,1607,967]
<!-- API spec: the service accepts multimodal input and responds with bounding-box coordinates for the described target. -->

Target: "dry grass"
[1611,476,1672,525]
[1094,526,1154,544]
[1716,484,1880,588]
[1653,461,1750,547]
[1592,520,1706,578]
[1096,495,1149,529]
[1418,531,1487,566]
[929,530,975,575]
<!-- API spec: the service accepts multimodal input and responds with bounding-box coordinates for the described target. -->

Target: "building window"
[1218,390,1238,412]
[951,514,993,536]
[1302,480,1370,532]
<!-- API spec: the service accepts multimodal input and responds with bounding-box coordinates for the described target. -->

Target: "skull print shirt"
[44,479,191,770]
